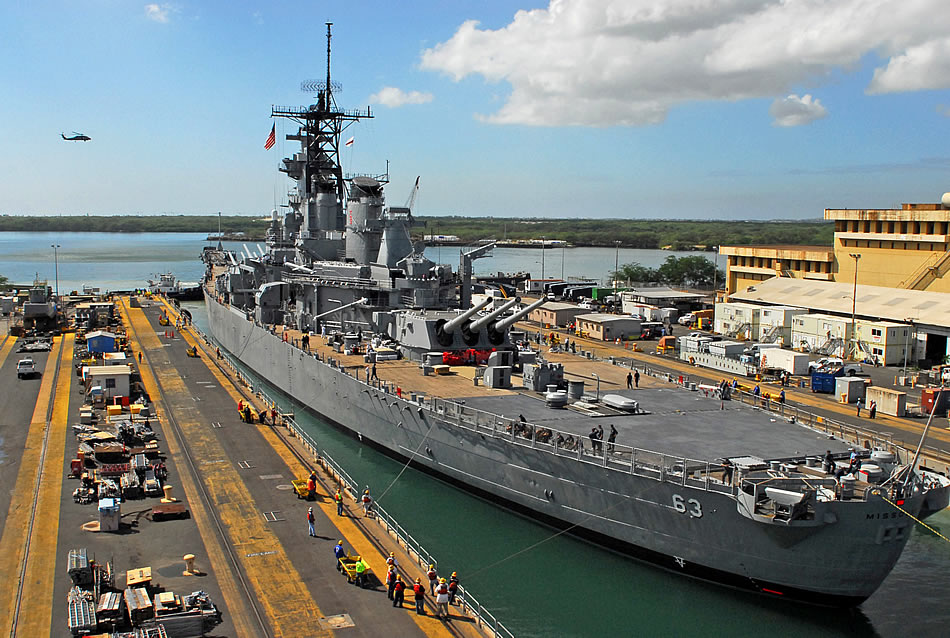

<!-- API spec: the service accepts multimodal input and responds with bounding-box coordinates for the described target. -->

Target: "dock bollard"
[182,554,199,576]
[161,485,178,503]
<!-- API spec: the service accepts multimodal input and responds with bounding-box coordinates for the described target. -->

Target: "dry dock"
[0,299,496,638]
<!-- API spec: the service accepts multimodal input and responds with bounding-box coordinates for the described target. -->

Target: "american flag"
[264,124,276,150]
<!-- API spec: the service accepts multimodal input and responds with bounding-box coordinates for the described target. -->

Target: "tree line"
[614,255,724,289]
[0,214,834,249]
[419,216,832,249]
[0,215,268,235]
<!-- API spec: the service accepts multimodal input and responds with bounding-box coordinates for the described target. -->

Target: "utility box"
[484,366,512,389]
[835,377,866,404]
[811,370,843,394]
[920,388,950,417]
[98,498,121,532]
[866,386,906,417]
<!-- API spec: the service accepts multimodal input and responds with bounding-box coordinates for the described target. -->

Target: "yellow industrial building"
[719,195,950,365]
[722,196,950,296]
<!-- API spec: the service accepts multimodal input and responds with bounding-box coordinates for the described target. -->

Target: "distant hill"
[0,214,833,249]
[0,214,268,236]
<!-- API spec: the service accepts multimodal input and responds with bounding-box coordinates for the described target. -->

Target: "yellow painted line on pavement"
[117,299,262,638]
[0,336,63,636]
[121,298,327,638]
[167,301,464,638]
[15,334,74,637]
[0,335,16,367]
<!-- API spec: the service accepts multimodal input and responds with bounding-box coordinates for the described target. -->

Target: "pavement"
[0,301,490,638]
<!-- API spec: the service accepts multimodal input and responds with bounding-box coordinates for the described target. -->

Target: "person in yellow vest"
[354,558,368,588]
[334,489,344,516]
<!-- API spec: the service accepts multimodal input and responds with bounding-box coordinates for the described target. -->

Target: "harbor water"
[0,231,698,293]
[2,231,949,636]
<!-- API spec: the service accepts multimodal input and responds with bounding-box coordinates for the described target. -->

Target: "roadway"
[123,296,479,638]
[0,300,488,637]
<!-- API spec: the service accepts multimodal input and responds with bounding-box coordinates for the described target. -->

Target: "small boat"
[147,273,202,301]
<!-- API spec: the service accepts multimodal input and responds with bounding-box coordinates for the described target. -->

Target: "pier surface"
[0,300,487,638]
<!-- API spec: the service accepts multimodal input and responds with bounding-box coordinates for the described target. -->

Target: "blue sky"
[2,0,949,220]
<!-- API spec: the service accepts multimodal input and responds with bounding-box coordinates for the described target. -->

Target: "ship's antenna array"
[326,22,333,105]
[299,24,343,101]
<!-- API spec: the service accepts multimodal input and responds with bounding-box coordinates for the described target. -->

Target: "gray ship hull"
[205,293,922,606]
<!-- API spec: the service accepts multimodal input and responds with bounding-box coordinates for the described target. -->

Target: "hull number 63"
[672,494,703,518]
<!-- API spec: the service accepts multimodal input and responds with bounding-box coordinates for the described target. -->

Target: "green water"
[183,300,950,638]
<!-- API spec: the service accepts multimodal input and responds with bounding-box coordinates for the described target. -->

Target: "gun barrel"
[494,297,547,331]
[468,297,521,332]
[442,298,492,334]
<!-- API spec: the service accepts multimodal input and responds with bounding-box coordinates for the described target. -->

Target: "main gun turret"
[468,298,521,333]
[493,297,547,332]
[434,298,492,347]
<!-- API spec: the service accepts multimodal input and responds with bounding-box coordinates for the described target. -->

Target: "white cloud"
[868,38,950,93]
[769,94,828,127]
[420,0,950,127]
[368,87,434,107]
[145,4,172,24]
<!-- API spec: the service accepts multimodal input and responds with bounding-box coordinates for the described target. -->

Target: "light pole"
[541,235,545,281]
[849,253,861,360]
[614,241,621,290]
[561,244,565,280]
[712,246,718,299]
[51,244,61,301]
[902,318,914,378]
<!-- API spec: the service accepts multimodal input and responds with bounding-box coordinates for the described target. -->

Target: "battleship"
[202,24,950,606]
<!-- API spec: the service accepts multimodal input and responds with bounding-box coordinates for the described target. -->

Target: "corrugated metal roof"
[576,313,639,323]
[730,278,949,327]
[623,287,706,300]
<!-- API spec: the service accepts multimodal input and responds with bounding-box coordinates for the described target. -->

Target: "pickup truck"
[808,357,863,376]
[677,313,695,326]
[17,358,36,379]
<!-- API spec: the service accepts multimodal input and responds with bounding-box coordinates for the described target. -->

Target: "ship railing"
[214,371,515,638]
[424,395,737,496]
[728,387,911,462]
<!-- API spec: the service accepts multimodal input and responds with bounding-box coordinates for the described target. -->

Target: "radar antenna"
[271,23,373,208]
[301,26,343,100]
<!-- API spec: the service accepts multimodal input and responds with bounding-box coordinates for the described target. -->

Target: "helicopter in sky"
[61,132,91,141]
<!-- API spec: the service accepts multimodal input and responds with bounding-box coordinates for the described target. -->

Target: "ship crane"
[459,242,496,309]
[405,176,420,210]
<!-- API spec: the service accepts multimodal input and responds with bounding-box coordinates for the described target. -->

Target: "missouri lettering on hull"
[203,24,950,606]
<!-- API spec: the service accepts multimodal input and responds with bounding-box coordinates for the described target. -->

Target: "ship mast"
[271,23,373,212]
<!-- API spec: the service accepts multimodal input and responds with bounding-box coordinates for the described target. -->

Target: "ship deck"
[268,318,850,464]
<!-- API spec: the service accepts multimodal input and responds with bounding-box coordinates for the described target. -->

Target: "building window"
[872,347,883,355]
[871,329,882,337]
[105,378,116,389]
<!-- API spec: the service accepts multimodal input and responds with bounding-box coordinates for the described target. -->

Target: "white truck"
[17,358,36,379]
[760,348,809,376]
[808,357,864,376]
[677,312,695,326]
